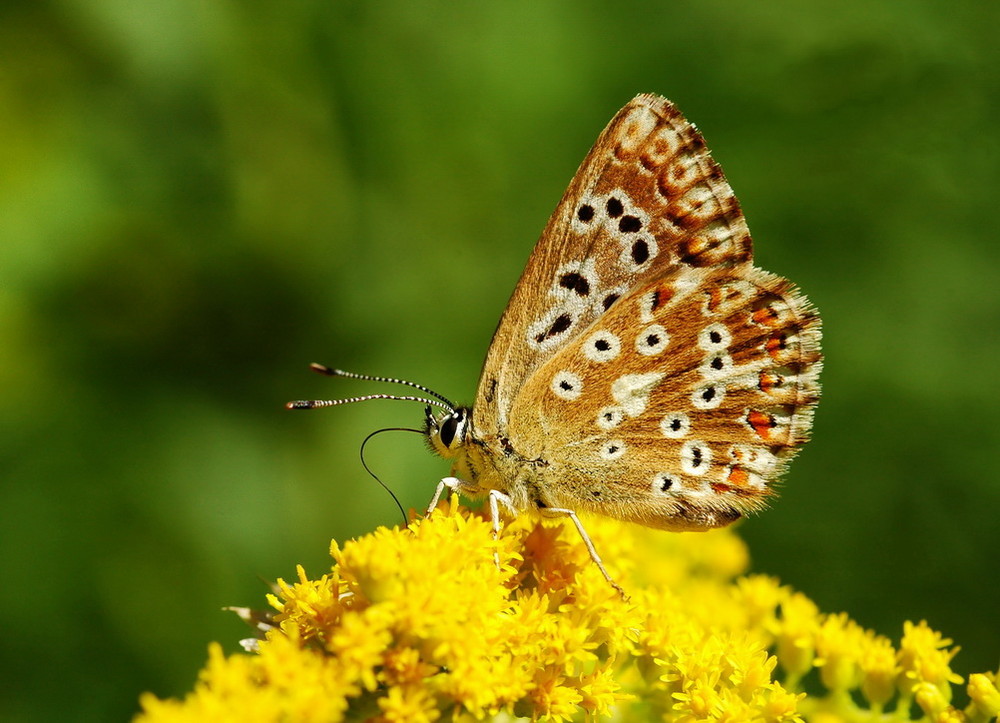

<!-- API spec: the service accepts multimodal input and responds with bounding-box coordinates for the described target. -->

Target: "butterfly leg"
[539,507,628,600]
[425,476,463,518]
[487,490,519,572]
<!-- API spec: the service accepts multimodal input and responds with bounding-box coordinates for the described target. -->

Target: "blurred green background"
[2,2,998,720]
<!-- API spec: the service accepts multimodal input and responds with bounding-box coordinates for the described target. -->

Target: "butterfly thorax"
[425,406,544,511]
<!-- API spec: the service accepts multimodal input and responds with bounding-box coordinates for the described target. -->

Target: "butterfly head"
[424,405,471,459]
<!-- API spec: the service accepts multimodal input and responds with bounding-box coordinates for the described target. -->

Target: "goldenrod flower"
[900,621,965,699]
[858,632,899,710]
[135,498,999,722]
[968,672,1000,720]
[773,591,820,687]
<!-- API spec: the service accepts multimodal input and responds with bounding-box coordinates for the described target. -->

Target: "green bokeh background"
[3,2,998,721]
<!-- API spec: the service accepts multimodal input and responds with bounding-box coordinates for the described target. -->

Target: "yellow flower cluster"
[136,498,999,722]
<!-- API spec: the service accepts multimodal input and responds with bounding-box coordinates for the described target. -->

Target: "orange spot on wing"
[706,287,723,313]
[753,305,780,326]
[726,466,750,487]
[758,371,781,394]
[765,333,787,360]
[706,283,749,316]
[653,283,675,309]
[746,410,775,440]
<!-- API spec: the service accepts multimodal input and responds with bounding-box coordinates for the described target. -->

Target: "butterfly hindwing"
[505,265,821,530]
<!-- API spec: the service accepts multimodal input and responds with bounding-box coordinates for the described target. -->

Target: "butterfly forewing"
[474,94,754,439]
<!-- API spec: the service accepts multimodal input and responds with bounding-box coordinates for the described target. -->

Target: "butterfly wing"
[473,94,754,439]
[505,264,821,530]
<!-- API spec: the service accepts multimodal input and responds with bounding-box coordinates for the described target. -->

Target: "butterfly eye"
[438,411,465,449]
[439,417,457,447]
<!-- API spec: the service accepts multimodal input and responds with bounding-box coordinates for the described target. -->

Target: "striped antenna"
[286,364,456,413]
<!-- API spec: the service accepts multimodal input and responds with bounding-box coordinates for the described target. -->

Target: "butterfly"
[290,94,822,591]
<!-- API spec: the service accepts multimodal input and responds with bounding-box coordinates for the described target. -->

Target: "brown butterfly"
[290,94,822,591]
